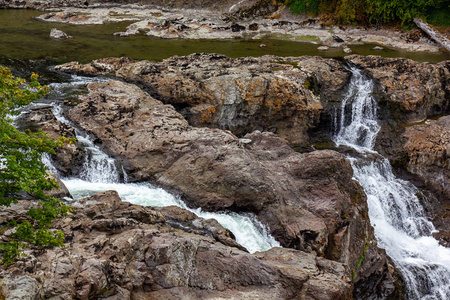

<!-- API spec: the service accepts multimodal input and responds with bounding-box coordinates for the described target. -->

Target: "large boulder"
[15,106,84,177]
[65,80,400,297]
[0,191,353,299]
[401,115,450,199]
[345,55,450,124]
[0,0,230,10]
[56,54,352,146]
[397,116,450,247]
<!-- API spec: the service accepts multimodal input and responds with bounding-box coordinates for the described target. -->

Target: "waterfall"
[335,68,450,299]
[41,75,279,253]
[48,79,121,183]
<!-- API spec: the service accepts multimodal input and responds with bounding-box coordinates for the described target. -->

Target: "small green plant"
[0,65,71,266]
[284,0,449,27]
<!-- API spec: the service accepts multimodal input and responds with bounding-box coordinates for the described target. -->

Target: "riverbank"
[0,0,446,55]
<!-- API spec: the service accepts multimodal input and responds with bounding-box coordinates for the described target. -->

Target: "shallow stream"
[1,9,449,65]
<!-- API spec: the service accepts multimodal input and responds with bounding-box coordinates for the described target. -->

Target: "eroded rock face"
[64,80,400,297]
[0,0,228,10]
[16,106,84,177]
[345,55,450,124]
[55,54,352,146]
[402,116,450,199]
[0,191,353,299]
[49,28,72,39]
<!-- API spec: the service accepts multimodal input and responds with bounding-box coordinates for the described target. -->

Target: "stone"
[373,46,384,50]
[345,55,450,123]
[317,46,329,51]
[0,191,353,299]
[50,28,72,39]
[249,23,258,30]
[62,80,399,297]
[16,106,84,177]
[401,116,450,199]
[56,54,327,146]
[343,47,352,54]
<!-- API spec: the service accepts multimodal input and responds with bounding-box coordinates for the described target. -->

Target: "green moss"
[352,239,370,281]
[293,35,320,42]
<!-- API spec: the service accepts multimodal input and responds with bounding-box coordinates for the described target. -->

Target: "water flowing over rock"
[345,55,450,124]
[334,67,450,299]
[16,106,84,177]
[64,79,400,297]
[344,56,450,240]
[55,54,351,146]
[0,191,353,299]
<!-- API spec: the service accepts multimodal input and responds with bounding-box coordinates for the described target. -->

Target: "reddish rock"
[65,80,399,297]
[345,55,450,123]
[0,191,353,299]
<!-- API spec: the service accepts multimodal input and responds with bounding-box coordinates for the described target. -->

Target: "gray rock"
[50,28,72,39]
[317,46,329,51]
[0,191,353,299]
[343,47,352,54]
[2,275,39,300]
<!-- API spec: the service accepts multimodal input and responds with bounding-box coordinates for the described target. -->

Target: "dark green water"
[1,9,449,66]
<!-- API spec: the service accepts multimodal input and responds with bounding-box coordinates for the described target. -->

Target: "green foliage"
[426,5,450,27]
[0,65,70,266]
[286,0,320,15]
[285,0,449,27]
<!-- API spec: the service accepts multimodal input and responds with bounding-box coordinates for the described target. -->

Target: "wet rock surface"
[55,54,351,146]
[16,106,84,177]
[0,191,354,299]
[345,55,450,124]
[62,79,400,297]
[1,0,443,52]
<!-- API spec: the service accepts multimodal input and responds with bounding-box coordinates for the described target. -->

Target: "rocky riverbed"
[1,0,450,297]
[0,0,445,53]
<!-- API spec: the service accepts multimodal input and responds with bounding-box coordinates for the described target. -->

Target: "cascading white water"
[42,75,280,253]
[335,67,450,299]
[63,179,279,253]
[49,78,120,183]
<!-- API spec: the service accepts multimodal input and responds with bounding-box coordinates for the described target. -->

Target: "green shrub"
[0,65,71,266]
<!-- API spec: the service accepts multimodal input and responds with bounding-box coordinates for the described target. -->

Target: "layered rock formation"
[0,191,353,299]
[16,106,84,177]
[401,116,450,199]
[345,55,449,124]
[55,54,350,146]
[59,79,399,297]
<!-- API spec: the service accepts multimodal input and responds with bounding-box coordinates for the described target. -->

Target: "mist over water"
[335,68,450,299]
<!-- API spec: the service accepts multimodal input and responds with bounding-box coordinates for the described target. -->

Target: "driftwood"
[414,18,450,52]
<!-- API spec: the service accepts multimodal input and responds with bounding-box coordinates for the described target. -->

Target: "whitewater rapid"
[43,75,280,254]
[335,67,450,299]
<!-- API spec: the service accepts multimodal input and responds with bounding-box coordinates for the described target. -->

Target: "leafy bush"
[0,65,71,265]
[285,0,450,27]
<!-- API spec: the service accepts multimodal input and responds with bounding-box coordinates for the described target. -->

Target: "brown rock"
[402,116,450,199]
[16,106,84,177]
[65,80,398,296]
[0,191,353,299]
[345,55,450,123]
[56,54,331,146]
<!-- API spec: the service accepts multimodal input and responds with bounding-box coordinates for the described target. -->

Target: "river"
[3,7,450,298]
[334,68,450,299]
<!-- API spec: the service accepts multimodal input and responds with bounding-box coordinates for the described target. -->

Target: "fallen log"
[414,18,450,52]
